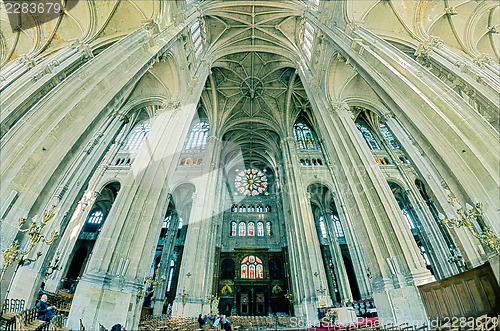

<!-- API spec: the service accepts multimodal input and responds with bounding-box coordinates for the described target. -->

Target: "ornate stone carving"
[329,101,350,115]
[473,53,493,68]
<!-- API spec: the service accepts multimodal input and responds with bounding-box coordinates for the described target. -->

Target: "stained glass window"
[266,222,272,236]
[239,222,246,236]
[184,122,209,150]
[166,259,175,292]
[294,123,318,150]
[241,256,263,279]
[122,121,150,151]
[332,215,344,237]
[234,169,268,196]
[190,19,205,58]
[402,208,416,230]
[256,206,263,212]
[87,210,104,224]
[257,222,264,236]
[303,21,315,60]
[379,123,399,149]
[248,222,255,236]
[319,216,327,238]
[231,221,237,236]
[356,123,381,150]
[265,205,271,212]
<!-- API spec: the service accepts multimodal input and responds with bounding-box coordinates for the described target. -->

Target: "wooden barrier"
[418,262,500,321]
[15,307,49,331]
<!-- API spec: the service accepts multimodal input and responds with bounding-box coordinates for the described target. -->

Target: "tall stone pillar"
[383,116,484,269]
[66,95,202,330]
[308,95,434,324]
[171,135,226,317]
[322,209,352,302]
[281,137,333,326]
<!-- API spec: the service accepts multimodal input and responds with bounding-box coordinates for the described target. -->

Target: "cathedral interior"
[0,0,499,330]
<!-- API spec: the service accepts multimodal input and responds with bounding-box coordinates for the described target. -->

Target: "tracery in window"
[248,222,255,236]
[190,19,205,58]
[122,121,151,151]
[266,222,272,236]
[184,122,209,150]
[231,221,237,236]
[241,256,263,279]
[294,123,318,150]
[303,21,315,60]
[257,222,264,236]
[234,169,268,196]
[87,210,104,225]
[166,259,175,292]
[332,214,344,238]
[319,216,327,238]
[356,123,381,150]
[379,123,399,149]
[402,208,416,230]
[239,222,246,236]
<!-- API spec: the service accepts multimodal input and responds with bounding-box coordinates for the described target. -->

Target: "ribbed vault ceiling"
[1,1,497,67]
[201,51,312,168]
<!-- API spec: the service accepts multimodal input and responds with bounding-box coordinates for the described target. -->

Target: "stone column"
[171,135,226,317]
[383,116,484,269]
[322,209,352,302]
[280,136,333,326]
[307,92,434,324]
[5,112,126,305]
[312,19,499,236]
[66,92,203,330]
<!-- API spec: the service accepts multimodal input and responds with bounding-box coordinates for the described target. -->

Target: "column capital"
[329,102,351,117]
[159,99,181,113]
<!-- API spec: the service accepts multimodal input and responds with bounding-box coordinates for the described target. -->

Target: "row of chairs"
[138,316,198,330]
[15,307,49,331]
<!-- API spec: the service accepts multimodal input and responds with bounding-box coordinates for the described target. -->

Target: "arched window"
[122,121,151,151]
[231,221,237,236]
[256,206,263,212]
[319,216,327,238]
[241,256,263,279]
[239,222,246,236]
[266,222,272,236]
[332,214,344,237]
[293,123,318,150]
[248,222,255,236]
[303,21,315,60]
[87,210,104,225]
[265,205,271,212]
[231,205,237,212]
[160,214,172,238]
[83,209,104,232]
[379,123,399,149]
[166,259,175,292]
[257,222,264,236]
[401,207,416,230]
[356,123,381,150]
[248,206,255,212]
[184,122,209,150]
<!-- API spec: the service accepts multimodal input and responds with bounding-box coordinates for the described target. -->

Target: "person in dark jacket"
[198,314,205,328]
[36,294,55,321]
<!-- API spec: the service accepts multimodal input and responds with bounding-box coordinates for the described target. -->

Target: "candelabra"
[180,289,189,316]
[206,293,217,314]
[44,255,61,281]
[439,193,500,254]
[1,206,59,304]
[136,269,165,301]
